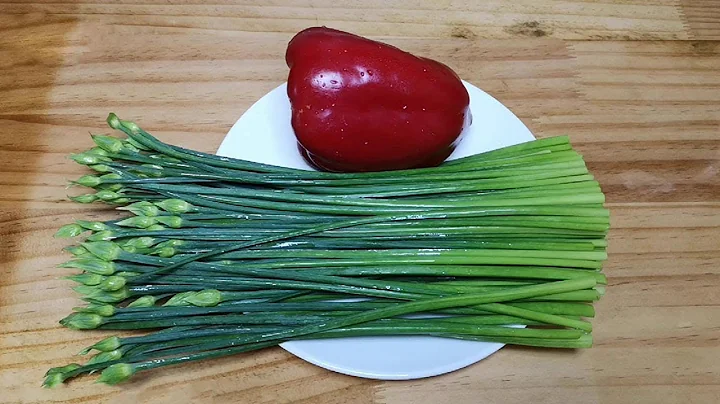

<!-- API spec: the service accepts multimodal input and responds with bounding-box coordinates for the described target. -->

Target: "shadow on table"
[0,7,81,299]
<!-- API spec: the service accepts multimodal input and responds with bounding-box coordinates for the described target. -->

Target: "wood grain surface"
[1,1,719,403]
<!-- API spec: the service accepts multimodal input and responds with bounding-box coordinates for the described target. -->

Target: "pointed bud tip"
[116,216,157,229]
[75,220,108,231]
[60,313,104,330]
[66,273,104,286]
[75,175,101,188]
[154,246,177,258]
[163,291,195,307]
[87,230,115,242]
[100,276,126,292]
[69,194,98,204]
[91,336,121,352]
[74,303,116,316]
[86,349,123,365]
[89,164,112,173]
[42,372,66,388]
[95,190,122,201]
[63,245,90,257]
[155,199,193,214]
[92,134,124,154]
[106,113,121,130]
[126,295,157,308]
[54,224,85,238]
[81,241,121,261]
[186,289,222,307]
[97,363,135,385]
[45,363,81,377]
[156,216,182,228]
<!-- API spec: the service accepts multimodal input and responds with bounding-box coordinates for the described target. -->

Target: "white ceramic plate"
[217,81,535,380]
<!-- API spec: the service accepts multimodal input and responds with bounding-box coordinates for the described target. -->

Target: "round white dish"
[216,81,535,380]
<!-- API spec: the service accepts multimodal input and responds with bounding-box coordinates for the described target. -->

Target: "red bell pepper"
[286,27,471,172]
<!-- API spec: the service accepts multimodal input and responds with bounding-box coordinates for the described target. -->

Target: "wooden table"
[1,1,719,403]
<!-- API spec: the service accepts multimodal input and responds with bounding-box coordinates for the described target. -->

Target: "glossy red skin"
[286,27,471,172]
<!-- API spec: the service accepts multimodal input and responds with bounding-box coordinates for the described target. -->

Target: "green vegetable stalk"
[46,114,609,387]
